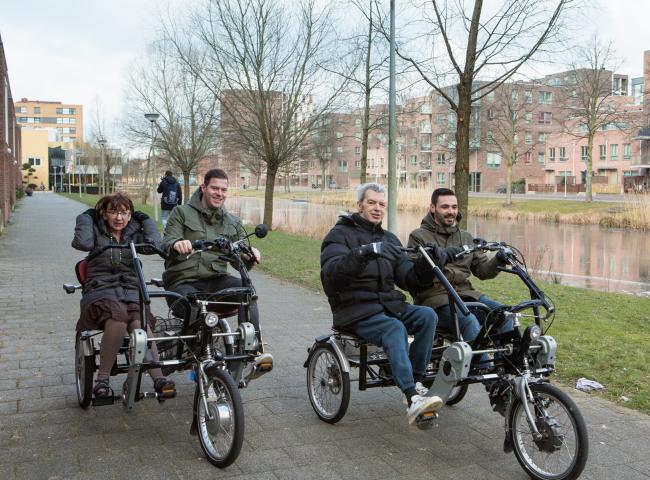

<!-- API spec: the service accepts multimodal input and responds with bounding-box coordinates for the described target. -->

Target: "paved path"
[0,192,648,480]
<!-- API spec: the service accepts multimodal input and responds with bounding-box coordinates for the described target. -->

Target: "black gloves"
[132,211,149,222]
[496,249,509,264]
[353,242,403,262]
[413,254,435,283]
[353,242,381,259]
[425,244,463,267]
[83,208,97,220]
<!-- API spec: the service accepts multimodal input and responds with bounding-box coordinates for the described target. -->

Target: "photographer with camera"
[157,170,182,228]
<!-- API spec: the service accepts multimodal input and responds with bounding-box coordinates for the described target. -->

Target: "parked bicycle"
[305,240,588,480]
[64,224,271,468]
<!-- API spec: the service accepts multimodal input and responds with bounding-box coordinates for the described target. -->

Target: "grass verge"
[61,193,650,413]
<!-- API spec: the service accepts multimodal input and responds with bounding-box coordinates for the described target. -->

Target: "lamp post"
[97,137,107,195]
[144,113,160,223]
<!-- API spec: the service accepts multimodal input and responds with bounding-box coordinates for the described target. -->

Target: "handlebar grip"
[192,240,204,250]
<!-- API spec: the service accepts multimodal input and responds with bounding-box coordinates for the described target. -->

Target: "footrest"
[92,396,117,407]
[415,411,438,430]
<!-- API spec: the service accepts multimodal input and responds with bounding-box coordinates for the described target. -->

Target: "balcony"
[634,128,650,140]
[629,154,650,168]
[420,144,432,152]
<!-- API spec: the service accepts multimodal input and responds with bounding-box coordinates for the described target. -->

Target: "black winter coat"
[71,213,162,316]
[320,213,421,329]
[157,176,182,210]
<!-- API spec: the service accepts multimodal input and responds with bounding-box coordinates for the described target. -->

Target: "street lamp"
[97,137,107,195]
[144,113,160,223]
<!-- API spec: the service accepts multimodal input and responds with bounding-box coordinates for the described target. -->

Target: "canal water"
[228,196,650,296]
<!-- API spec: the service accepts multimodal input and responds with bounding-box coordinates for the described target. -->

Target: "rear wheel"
[75,332,94,408]
[306,343,350,423]
[508,383,588,480]
[195,367,244,468]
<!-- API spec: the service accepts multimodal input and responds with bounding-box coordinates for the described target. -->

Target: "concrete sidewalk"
[0,192,648,480]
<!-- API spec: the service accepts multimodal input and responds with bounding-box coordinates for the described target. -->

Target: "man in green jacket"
[407,188,511,365]
[162,168,266,354]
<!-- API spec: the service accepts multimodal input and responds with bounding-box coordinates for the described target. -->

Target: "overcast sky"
[1,0,647,153]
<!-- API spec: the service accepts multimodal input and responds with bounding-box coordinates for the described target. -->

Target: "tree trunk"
[359,1,373,186]
[183,171,192,203]
[454,83,472,228]
[506,144,514,206]
[320,162,326,191]
[585,133,594,202]
[263,165,277,229]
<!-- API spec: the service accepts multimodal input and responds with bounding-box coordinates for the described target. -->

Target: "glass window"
[410,155,418,165]
[623,143,631,159]
[524,91,532,103]
[336,146,343,153]
[355,146,361,155]
[487,132,494,144]
[559,147,567,161]
[436,153,445,165]
[539,91,553,104]
[611,144,618,160]
[537,152,545,164]
[599,144,606,160]
[538,132,546,144]
[436,172,445,185]
[581,146,589,161]
[355,160,361,168]
[487,109,494,120]
[538,112,552,124]
[34,106,41,114]
[525,112,532,124]
[487,152,502,168]
[549,147,555,161]
[525,132,532,144]
[335,132,343,139]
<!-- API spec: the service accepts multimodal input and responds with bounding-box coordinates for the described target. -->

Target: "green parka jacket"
[407,212,501,309]
[161,188,247,290]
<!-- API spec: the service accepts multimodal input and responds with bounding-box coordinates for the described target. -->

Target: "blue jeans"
[161,209,171,229]
[436,295,512,366]
[353,304,437,394]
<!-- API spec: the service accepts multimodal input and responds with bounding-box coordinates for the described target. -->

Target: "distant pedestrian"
[157,170,182,229]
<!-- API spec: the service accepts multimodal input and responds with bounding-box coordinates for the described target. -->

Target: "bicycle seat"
[75,259,88,285]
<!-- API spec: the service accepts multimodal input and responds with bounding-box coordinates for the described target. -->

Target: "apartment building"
[0,34,22,231]
[14,98,83,145]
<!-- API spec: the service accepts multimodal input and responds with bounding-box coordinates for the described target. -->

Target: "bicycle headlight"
[529,325,542,339]
[204,312,219,328]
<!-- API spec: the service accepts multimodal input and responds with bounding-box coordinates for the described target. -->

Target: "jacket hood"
[188,187,227,224]
[420,211,459,236]
[164,175,178,184]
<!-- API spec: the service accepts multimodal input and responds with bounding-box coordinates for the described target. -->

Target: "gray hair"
[356,182,386,202]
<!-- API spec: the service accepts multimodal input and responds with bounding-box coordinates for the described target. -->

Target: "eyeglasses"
[106,210,131,218]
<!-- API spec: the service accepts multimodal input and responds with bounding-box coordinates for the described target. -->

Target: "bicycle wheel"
[445,384,469,406]
[75,332,94,408]
[508,383,588,480]
[194,367,244,468]
[306,343,350,423]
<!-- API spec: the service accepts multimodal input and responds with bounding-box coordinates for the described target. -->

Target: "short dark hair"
[431,188,455,205]
[204,168,228,185]
[95,192,134,216]
[164,170,173,177]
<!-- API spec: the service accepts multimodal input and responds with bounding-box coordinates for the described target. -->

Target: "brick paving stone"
[0,192,649,479]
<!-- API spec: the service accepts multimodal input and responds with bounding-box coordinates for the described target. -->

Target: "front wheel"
[306,343,350,423]
[75,332,94,408]
[194,367,244,468]
[508,383,588,480]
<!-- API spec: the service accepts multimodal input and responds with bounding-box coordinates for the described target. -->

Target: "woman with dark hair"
[72,192,176,400]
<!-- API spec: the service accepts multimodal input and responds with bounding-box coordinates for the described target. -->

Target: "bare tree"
[168,0,347,229]
[490,83,539,204]
[390,0,573,224]
[123,38,219,202]
[89,97,119,194]
[560,36,637,201]
[309,115,334,190]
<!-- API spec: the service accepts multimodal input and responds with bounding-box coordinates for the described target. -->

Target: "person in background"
[157,170,182,228]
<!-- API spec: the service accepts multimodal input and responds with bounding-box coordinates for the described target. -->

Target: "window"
[436,172,445,185]
[511,90,518,101]
[487,91,495,102]
[559,147,567,161]
[436,133,446,145]
[524,90,532,103]
[487,109,494,120]
[380,158,385,168]
[623,143,631,159]
[537,152,545,164]
[436,113,446,125]
[410,137,418,147]
[487,152,502,168]
[525,131,532,145]
[16,106,27,113]
[539,91,553,105]
[525,112,532,124]
[538,132,546,144]
[355,160,361,168]
[410,155,418,165]
[28,157,41,166]
[336,146,343,154]
[487,132,495,144]
[355,118,361,127]
[34,106,41,114]
[549,147,555,162]
[538,112,552,124]
[524,152,532,164]
[56,107,76,115]
[335,132,343,139]
[581,146,589,162]
[436,153,445,165]
[610,144,618,160]
[338,160,348,172]
[513,133,519,145]
[599,144,606,160]
[354,132,362,142]
[355,146,361,155]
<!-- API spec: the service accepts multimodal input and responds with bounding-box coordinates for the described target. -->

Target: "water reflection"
[229,196,650,296]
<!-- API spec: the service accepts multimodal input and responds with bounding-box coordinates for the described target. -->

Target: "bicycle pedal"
[415,411,437,430]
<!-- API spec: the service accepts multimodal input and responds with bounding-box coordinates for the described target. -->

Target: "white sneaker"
[402,382,429,404]
[406,394,443,424]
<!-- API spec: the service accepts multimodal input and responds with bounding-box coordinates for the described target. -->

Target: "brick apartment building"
[0,34,22,232]
[204,51,649,193]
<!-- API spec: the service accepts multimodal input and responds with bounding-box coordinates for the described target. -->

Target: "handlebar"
[186,223,268,261]
[87,242,166,260]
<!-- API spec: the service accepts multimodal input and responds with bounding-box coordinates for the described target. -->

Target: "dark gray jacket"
[71,212,161,315]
